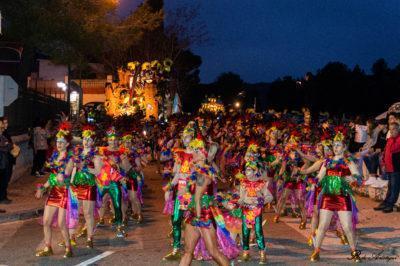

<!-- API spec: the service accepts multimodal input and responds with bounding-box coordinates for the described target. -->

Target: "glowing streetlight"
[235,101,241,108]
[57,82,67,91]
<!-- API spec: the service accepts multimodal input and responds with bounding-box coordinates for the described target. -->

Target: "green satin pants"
[99,181,122,226]
[242,213,265,250]
[171,198,184,249]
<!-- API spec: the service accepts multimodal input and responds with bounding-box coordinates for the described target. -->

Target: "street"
[0,164,399,266]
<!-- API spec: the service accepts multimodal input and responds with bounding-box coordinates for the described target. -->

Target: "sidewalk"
[0,174,46,223]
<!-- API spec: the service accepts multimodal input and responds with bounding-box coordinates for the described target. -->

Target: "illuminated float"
[105,59,173,119]
[199,96,225,115]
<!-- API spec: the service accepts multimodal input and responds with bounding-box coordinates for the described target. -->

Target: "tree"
[0,0,163,84]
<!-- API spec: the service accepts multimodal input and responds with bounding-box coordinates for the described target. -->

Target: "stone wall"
[10,134,33,183]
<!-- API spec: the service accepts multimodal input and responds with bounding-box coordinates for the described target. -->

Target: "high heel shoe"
[259,250,267,264]
[86,238,94,249]
[238,251,251,262]
[310,250,320,262]
[162,248,181,261]
[63,248,73,258]
[35,246,53,257]
[76,227,87,238]
[307,236,313,247]
[351,250,361,263]
[137,214,143,224]
[299,221,306,230]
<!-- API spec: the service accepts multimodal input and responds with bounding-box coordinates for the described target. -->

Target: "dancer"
[238,159,273,264]
[121,132,143,223]
[69,125,99,248]
[35,122,75,258]
[163,123,196,261]
[180,133,230,266]
[310,128,362,262]
[97,126,129,237]
[273,133,307,229]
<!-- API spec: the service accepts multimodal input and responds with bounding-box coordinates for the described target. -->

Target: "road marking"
[75,251,115,266]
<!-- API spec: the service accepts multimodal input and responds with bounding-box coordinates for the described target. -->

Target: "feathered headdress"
[320,131,332,147]
[333,125,348,143]
[246,141,259,154]
[82,124,96,139]
[189,132,205,150]
[56,121,72,142]
[106,126,118,139]
[121,132,133,142]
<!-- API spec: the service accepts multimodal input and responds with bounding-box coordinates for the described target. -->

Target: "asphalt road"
[0,164,399,266]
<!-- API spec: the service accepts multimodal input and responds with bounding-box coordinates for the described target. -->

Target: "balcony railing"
[27,78,107,100]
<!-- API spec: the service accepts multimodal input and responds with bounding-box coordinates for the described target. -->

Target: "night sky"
[118,0,400,83]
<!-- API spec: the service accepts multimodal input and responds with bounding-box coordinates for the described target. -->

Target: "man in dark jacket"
[374,122,400,213]
[0,119,12,204]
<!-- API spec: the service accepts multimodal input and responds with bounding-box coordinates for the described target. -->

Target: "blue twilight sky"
[118,0,400,83]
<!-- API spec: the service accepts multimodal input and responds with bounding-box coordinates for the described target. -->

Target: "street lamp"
[235,101,241,108]
[57,82,67,91]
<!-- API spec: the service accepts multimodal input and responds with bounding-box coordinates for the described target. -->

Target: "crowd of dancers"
[158,109,363,265]
[35,108,366,264]
[35,123,148,258]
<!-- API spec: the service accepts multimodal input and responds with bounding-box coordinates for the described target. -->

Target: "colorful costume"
[97,147,125,228]
[71,147,97,202]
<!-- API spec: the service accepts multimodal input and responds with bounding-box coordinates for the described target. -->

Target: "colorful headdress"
[189,133,205,150]
[182,121,195,139]
[333,126,348,143]
[122,132,133,142]
[320,131,332,147]
[82,124,96,139]
[245,160,259,170]
[106,126,118,139]
[56,121,72,142]
[247,142,259,154]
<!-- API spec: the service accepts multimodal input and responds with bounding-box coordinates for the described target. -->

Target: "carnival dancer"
[162,122,196,261]
[68,125,99,248]
[263,124,283,205]
[310,128,362,262]
[180,133,231,266]
[96,126,130,237]
[238,148,273,264]
[273,132,307,229]
[35,122,75,258]
[192,136,240,262]
[121,132,143,223]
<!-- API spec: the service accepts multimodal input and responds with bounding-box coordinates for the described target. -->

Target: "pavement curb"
[0,207,44,224]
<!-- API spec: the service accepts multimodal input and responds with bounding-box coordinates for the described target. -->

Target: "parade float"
[104,59,173,119]
[199,96,225,115]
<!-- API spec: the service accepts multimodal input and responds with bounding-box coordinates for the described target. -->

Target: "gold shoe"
[86,238,93,249]
[63,248,73,258]
[97,218,105,227]
[58,239,77,247]
[310,250,320,262]
[351,250,361,263]
[299,221,306,230]
[116,226,127,238]
[35,246,53,257]
[137,214,143,224]
[162,248,181,261]
[238,251,251,262]
[307,236,313,247]
[76,227,87,238]
[273,216,279,223]
[122,218,128,227]
[340,234,349,245]
[259,250,267,264]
